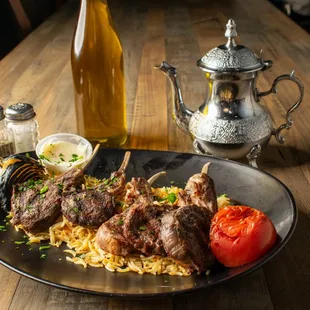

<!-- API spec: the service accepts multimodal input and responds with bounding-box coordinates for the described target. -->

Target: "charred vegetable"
[0,154,46,211]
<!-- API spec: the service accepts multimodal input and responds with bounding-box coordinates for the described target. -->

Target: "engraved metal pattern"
[189,111,273,144]
[197,19,263,72]
[198,46,263,72]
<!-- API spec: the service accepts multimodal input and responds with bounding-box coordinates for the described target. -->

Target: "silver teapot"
[156,19,304,166]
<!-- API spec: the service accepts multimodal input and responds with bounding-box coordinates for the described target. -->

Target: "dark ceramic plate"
[0,149,297,298]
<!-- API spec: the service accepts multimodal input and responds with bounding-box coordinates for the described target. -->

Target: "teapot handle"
[258,70,304,144]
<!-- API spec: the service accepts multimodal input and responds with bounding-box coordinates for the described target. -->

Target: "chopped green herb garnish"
[60,157,65,162]
[72,207,80,214]
[117,219,124,226]
[15,241,26,245]
[39,245,51,251]
[23,235,28,239]
[40,254,47,259]
[39,154,50,162]
[25,205,32,211]
[69,154,83,163]
[170,181,175,184]
[139,226,147,231]
[103,179,110,185]
[40,185,49,195]
[29,248,32,251]
[25,153,30,157]
[167,193,177,203]
[57,183,64,190]
[59,153,64,157]
[111,176,119,184]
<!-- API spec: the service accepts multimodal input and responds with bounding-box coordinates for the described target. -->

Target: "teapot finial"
[225,19,237,49]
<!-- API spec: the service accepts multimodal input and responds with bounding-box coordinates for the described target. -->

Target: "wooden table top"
[1,0,310,309]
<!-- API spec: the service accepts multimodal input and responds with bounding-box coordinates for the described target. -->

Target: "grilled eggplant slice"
[0,154,46,211]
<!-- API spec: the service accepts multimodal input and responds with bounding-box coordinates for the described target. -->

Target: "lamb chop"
[61,152,131,228]
[95,171,166,256]
[178,163,218,214]
[10,178,63,233]
[159,163,217,273]
[123,171,166,206]
[160,205,215,273]
[10,145,101,233]
[123,203,177,256]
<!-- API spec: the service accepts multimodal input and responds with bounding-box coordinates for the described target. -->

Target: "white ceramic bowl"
[35,133,93,175]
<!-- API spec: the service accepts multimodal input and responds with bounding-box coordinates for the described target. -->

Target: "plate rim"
[0,148,298,298]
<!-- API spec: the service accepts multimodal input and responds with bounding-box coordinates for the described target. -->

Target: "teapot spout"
[154,61,193,134]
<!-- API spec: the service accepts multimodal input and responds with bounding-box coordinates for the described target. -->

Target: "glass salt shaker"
[5,103,39,153]
[0,105,15,157]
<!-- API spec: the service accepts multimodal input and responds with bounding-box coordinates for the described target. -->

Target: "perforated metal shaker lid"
[197,19,264,73]
[5,103,36,121]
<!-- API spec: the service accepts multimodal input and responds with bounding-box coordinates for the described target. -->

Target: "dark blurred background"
[0,0,67,59]
[0,0,309,61]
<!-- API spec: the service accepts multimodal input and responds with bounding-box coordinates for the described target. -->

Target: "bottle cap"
[5,103,36,121]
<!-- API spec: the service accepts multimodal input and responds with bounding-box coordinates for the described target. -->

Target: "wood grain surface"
[0,0,310,309]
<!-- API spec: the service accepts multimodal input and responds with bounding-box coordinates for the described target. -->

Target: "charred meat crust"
[95,208,134,256]
[61,189,116,228]
[178,173,218,214]
[11,179,62,234]
[123,177,153,206]
[160,205,215,273]
[123,203,177,256]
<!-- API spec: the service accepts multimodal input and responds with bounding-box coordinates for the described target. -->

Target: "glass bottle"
[71,0,127,147]
[5,103,39,153]
[0,105,15,157]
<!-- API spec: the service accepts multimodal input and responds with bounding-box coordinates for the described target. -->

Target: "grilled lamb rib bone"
[95,171,167,255]
[178,162,218,214]
[96,151,131,196]
[123,171,167,206]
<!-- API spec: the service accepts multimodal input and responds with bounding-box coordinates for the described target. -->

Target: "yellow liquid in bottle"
[71,0,127,147]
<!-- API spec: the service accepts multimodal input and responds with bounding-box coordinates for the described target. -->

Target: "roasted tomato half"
[210,206,277,267]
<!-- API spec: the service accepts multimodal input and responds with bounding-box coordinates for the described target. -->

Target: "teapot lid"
[197,19,264,73]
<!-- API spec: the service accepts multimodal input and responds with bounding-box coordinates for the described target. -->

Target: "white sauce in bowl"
[36,133,93,175]
[39,141,87,167]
